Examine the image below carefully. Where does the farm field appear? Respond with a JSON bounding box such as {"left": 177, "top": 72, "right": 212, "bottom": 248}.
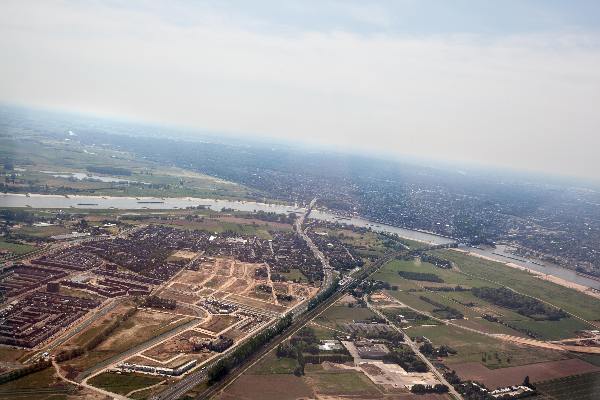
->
{"left": 214, "top": 373, "right": 315, "bottom": 400}
{"left": 378, "top": 255, "right": 600, "bottom": 340}
{"left": 305, "top": 369, "right": 382, "bottom": 398}
{"left": 406, "top": 324, "right": 569, "bottom": 368}
{"left": 435, "top": 250, "right": 600, "bottom": 322}
{"left": 451, "top": 358, "right": 600, "bottom": 390}
{"left": 313, "top": 303, "right": 378, "bottom": 331}
{"left": 535, "top": 371, "right": 600, "bottom": 400}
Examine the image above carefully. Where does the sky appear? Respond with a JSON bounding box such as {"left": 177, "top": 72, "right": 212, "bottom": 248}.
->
{"left": 1, "top": 1, "right": 600, "bottom": 180}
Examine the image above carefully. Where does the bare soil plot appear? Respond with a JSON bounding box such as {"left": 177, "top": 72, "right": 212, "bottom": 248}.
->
{"left": 159, "top": 288, "right": 202, "bottom": 304}
{"left": 215, "top": 374, "right": 314, "bottom": 400}
{"left": 169, "top": 250, "right": 197, "bottom": 260}
{"left": 197, "top": 315, "right": 239, "bottom": 334}
{"left": 97, "top": 310, "right": 183, "bottom": 351}
{"left": 227, "top": 278, "right": 251, "bottom": 293}
{"left": 169, "top": 282, "right": 193, "bottom": 292}
{"left": 176, "top": 270, "right": 211, "bottom": 286}
{"left": 204, "top": 275, "right": 231, "bottom": 289}
{"left": 452, "top": 358, "right": 600, "bottom": 389}
{"left": 228, "top": 294, "right": 288, "bottom": 314}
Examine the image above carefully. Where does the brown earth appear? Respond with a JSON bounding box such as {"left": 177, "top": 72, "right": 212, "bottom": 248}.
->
{"left": 452, "top": 358, "right": 600, "bottom": 389}
{"left": 215, "top": 374, "right": 314, "bottom": 400}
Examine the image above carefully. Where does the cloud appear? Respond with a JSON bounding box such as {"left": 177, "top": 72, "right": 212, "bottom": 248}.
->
{"left": 1, "top": 1, "right": 600, "bottom": 180}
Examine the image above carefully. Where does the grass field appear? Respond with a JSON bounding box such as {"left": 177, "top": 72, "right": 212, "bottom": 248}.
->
{"left": 307, "top": 369, "right": 382, "bottom": 397}
{"left": 3, "top": 131, "right": 257, "bottom": 201}
{"left": 378, "top": 254, "right": 599, "bottom": 340}
{"left": 252, "top": 353, "right": 299, "bottom": 375}
{"left": 13, "top": 225, "right": 71, "bottom": 238}
{"left": 0, "top": 366, "right": 75, "bottom": 400}
{"left": 280, "top": 268, "right": 308, "bottom": 283}
{"left": 535, "top": 371, "right": 600, "bottom": 400}
{"left": 406, "top": 324, "right": 568, "bottom": 368}
{"left": 435, "top": 250, "right": 600, "bottom": 322}
{"left": 88, "top": 372, "right": 162, "bottom": 395}
{"left": 0, "top": 240, "right": 36, "bottom": 255}
{"left": 313, "top": 304, "right": 377, "bottom": 331}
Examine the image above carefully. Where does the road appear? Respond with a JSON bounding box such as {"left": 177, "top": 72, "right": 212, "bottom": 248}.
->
{"left": 366, "top": 297, "right": 463, "bottom": 400}
{"left": 295, "top": 198, "right": 334, "bottom": 293}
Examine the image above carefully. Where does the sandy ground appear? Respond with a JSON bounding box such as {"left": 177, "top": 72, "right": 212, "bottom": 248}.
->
{"left": 452, "top": 249, "right": 600, "bottom": 300}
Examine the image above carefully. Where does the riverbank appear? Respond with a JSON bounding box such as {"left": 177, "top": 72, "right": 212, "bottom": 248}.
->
{"left": 452, "top": 249, "right": 600, "bottom": 300}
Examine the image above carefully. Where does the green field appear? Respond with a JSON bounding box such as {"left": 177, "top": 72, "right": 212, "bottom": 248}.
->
{"left": 314, "top": 304, "right": 377, "bottom": 331}
{"left": 435, "top": 250, "right": 600, "bottom": 322}
{"left": 88, "top": 372, "right": 163, "bottom": 395}
{"left": 406, "top": 324, "right": 568, "bottom": 368}
{"left": 280, "top": 268, "right": 308, "bottom": 283}
{"left": 307, "top": 370, "right": 381, "bottom": 397}
{"left": 2, "top": 132, "right": 256, "bottom": 201}
{"left": 0, "top": 240, "right": 36, "bottom": 255}
{"left": 252, "top": 352, "right": 299, "bottom": 375}
{"left": 377, "top": 253, "right": 600, "bottom": 339}
{"left": 0, "top": 366, "right": 75, "bottom": 400}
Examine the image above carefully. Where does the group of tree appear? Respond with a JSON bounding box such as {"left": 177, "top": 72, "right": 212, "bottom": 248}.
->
{"left": 0, "top": 360, "right": 51, "bottom": 384}
{"left": 420, "top": 254, "right": 453, "bottom": 269}
{"left": 472, "top": 287, "right": 567, "bottom": 321}
{"left": 419, "top": 341, "right": 456, "bottom": 358}
{"left": 398, "top": 271, "right": 444, "bottom": 283}
{"left": 84, "top": 307, "right": 137, "bottom": 351}
{"left": 350, "top": 279, "right": 391, "bottom": 297}
{"left": 423, "top": 285, "right": 468, "bottom": 292}
{"left": 418, "top": 296, "right": 464, "bottom": 319}
{"left": 277, "top": 327, "right": 351, "bottom": 376}
{"left": 142, "top": 295, "right": 176, "bottom": 310}
{"left": 411, "top": 383, "right": 449, "bottom": 394}
{"left": 249, "top": 211, "right": 297, "bottom": 224}
{"left": 382, "top": 347, "right": 428, "bottom": 372}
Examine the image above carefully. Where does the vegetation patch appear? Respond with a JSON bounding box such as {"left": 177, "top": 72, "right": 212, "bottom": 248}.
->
{"left": 88, "top": 372, "right": 162, "bottom": 395}
{"left": 472, "top": 287, "right": 567, "bottom": 321}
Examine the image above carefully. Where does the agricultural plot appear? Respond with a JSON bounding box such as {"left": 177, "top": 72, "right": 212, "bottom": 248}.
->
{"left": 313, "top": 303, "right": 378, "bottom": 331}
{"left": 535, "top": 371, "right": 600, "bottom": 400}
{"left": 451, "top": 359, "right": 600, "bottom": 390}
{"left": 406, "top": 324, "right": 569, "bottom": 368}
{"left": 379, "top": 255, "right": 599, "bottom": 340}
{"left": 435, "top": 250, "right": 600, "bottom": 322}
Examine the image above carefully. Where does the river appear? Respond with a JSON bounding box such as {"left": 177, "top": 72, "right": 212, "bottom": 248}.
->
{"left": 1, "top": 193, "right": 598, "bottom": 290}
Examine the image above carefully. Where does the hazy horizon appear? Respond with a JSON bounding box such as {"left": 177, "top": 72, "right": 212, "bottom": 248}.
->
{"left": 2, "top": 1, "right": 600, "bottom": 181}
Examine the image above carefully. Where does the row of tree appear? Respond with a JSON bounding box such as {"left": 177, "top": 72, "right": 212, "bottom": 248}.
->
{"left": 472, "top": 287, "right": 567, "bottom": 321}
